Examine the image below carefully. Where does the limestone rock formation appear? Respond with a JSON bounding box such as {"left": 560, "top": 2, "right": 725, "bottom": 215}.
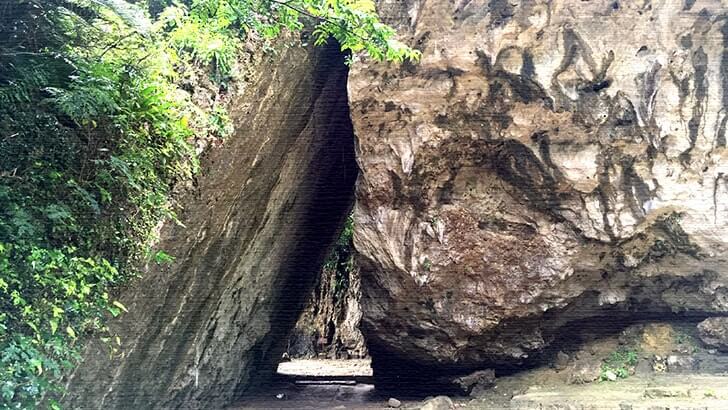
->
{"left": 63, "top": 43, "right": 357, "bottom": 409}
{"left": 349, "top": 0, "right": 728, "bottom": 380}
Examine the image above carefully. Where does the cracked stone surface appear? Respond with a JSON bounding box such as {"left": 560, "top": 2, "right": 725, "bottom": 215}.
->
{"left": 348, "top": 0, "right": 728, "bottom": 379}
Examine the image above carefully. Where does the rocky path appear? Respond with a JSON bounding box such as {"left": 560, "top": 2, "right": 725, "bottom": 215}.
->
{"left": 231, "top": 359, "right": 728, "bottom": 409}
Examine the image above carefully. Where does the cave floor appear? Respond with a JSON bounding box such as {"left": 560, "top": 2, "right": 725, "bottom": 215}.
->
{"left": 231, "top": 359, "right": 728, "bottom": 409}
{"left": 471, "top": 372, "right": 728, "bottom": 410}
{"left": 277, "top": 359, "right": 373, "bottom": 378}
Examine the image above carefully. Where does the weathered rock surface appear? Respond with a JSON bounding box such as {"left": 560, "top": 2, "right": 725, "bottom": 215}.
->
{"left": 449, "top": 369, "right": 496, "bottom": 396}
{"left": 349, "top": 0, "right": 728, "bottom": 380}
{"left": 698, "top": 317, "right": 728, "bottom": 351}
{"left": 567, "top": 358, "right": 602, "bottom": 385}
{"left": 287, "top": 254, "right": 367, "bottom": 359}
{"left": 64, "top": 42, "right": 357, "bottom": 409}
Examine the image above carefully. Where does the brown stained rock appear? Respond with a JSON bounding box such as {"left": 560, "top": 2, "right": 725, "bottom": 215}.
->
{"left": 698, "top": 317, "right": 728, "bottom": 352}
{"left": 349, "top": 0, "right": 728, "bottom": 382}
{"left": 640, "top": 324, "right": 677, "bottom": 357}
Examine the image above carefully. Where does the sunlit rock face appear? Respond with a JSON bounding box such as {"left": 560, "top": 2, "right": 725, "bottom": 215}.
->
{"left": 349, "top": 0, "right": 728, "bottom": 378}
{"left": 64, "top": 43, "right": 357, "bottom": 409}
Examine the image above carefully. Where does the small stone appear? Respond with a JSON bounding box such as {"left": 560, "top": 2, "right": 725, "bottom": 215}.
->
{"left": 604, "top": 370, "right": 618, "bottom": 381}
{"left": 388, "top": 398, "right": 402, "bottom": 408}
{"left": 421, "top": 395, "right": 454, "bottom": 410}
{"left": 275, "top": 393, "right": 287, "bottom": 400}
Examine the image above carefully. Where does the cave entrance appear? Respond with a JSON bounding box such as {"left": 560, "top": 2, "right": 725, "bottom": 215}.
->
{"left": 275, "top": 215, "right": 374, "bottom": 385}
{"left": 243, "top": 215, "right": 380, "bottom": 408}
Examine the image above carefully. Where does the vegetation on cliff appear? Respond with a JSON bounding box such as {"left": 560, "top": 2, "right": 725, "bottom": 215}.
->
{"left": 0, "top": 0, "right": 416, "bottom": 407}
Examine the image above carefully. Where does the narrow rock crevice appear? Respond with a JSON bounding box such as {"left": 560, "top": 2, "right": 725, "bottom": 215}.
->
{"left": 64, "top": 42, "right": 358, "bottom": 410}
{"left": 286, "top": 232, "right": 369, "bottom": 360}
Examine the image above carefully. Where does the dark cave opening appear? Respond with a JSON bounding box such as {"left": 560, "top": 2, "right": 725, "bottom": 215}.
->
{"left": 363, "top": 293, "right": 721, "bottom": 399}
{"left": 234, "top": 41, "right": 374, "bottom": 403}
{"left": 233, "top": 42, "right": 384, "bottom": 407}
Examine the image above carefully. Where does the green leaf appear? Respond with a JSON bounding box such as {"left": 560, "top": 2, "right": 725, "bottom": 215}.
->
{"left": 154, "top": 250, "right": 175, "bottom": 265}
{"left": 108, "top": 306, "right": 121, "bottom": 317}
{"left": 29, "top": 358, "right": 42, "bottom": 375}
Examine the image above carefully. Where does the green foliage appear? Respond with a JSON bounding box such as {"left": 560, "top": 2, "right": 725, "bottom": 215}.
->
{"left": 307, "top": 0, "right": 421, "bottom": 62}
{"left": 156, "top": 0, "right": 420, "bottom": 78}
{"left": 1, "top": 1, "right": 195, "bottom": 407}
{"left": 674, "top": 330, "right": 698, "bottom": 353}
{"left": 0, "top": 245, "right": 119, "bottom": 405}
{"left": 207, "top": 106, "right": 234, "bottom": 140}
{"left": 1, "top": 0, "right": 415, "bottom": 407}
{"left": 599, "top": 348, "right": 639, "bottom": 381}
{"left": 323, "top": 214, "right": 355, "bottom": 299}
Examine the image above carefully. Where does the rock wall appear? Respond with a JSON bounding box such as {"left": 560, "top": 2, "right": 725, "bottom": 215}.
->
{"left": 349, "top": 0, "right": 728, "bottom": 381}
{"left": 287, "top": 260, "right": 368, "bottom": 360}
{"left": 63, "top": 42, "right": 357, "bottom": 409}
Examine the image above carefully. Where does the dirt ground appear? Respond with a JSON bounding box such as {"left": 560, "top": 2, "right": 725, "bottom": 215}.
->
{"left": 471, "top": 371, "right": 728, "bottom": 409}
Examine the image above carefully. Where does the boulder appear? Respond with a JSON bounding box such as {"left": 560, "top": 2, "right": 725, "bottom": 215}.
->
{"left": 449, "top": 369, "right": 496, "bottom": 396}
{"left": 567, "top": 357, "right": 602, "bottom": 385}
{"left": 698, "top": 317, "right": 728, "bottom": 352}
{"left": 349, "top": 0, "right": 728, "bottom": 381}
